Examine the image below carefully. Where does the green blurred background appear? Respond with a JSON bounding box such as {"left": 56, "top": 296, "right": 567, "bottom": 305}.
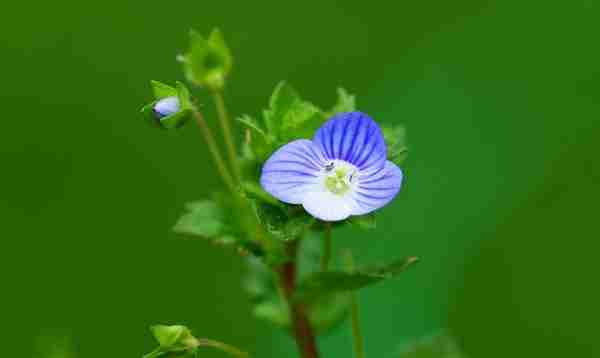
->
{"left": 2, "top": 0, "right": 599, "bottom": 357}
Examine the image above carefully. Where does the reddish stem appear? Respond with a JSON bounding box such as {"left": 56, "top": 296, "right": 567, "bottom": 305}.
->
{"left": 278, "top": 241, "right": 320, "bottom": 358}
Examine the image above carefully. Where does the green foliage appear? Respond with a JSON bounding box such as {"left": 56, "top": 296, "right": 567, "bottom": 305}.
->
{"left": 140, "top": 81, "right": 193, "bottom": 129}
{"left": 398, "top": 334, "right": 466, "bottom": 358}
{"left": 382, "top": 124, "right": 408, "bottom": 165}
{"left": 237, "top": 82, "right": 358, "bottom": 163}
{"left": 180, "top": 28, "right": 233, "bottom": 90}
{"left": 295, "top": 257, "right": 419, "bottom": 303}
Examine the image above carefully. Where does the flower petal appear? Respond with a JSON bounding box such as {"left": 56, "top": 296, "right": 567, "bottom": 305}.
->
{"left": 313, "top": 112, "right": 387, "bottom": 171}
{"left": 260, "top": 139, "right": 326, "bottom": 204}
{"left": 302, "top": 190, "right": 355, "bottom": 222}
{"left": 351, "top": 161, "right": 403, "bottom": 215}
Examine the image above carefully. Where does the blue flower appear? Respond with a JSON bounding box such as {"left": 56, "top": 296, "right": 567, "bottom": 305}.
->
{"left": 153, "top": 96, "right": 181, "bottom": 119}
{"left": 260, "top": 112, "right": 403, "bottom": 221}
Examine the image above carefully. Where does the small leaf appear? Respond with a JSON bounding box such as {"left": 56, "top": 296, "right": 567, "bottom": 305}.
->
{"left": 295, "top": 257, "right": 419, "bottom": 302}
{"left": 347, "top": 213, "right": 377, "bottom": 230}
{"left": 263, "top": 81, "right": 300, "bottom": 134}
{"left": 398, "top": 334, "right": 466, "bottom": 358}
{"left": 279, "top": 100, "right": 324, "bottom": 142}
{"left": 327, "top": 87, "right": 356, "bottom": 115}
{"left": 173, "top": 200, "right": 226, "bottom": 239}
{"left": 382, "top": 124, "right": 408, "bottom": 165}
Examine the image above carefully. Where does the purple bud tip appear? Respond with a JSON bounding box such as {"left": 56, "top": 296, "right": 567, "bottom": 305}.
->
{"left": 153, "top": 96, "right": 180, "bottom": 119}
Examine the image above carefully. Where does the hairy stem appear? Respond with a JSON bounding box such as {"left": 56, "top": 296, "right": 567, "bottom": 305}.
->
{"left": 213, "top": 90, "right": 242, "bottom": 183}
{"left": 278, "top": 241, "right": 320, "bottom": 358}
{"left": 191, "top": 107, "right": 236, "bottom": 191}
{"left": 320, "top": 223, "right": 332, "bottom": 271}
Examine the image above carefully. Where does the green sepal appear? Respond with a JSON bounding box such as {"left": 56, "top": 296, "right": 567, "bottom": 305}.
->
{"left": 295, "top": 257, "right": 419, "bottom": 303}
{"left": 182, "top": 28, "right": 233, "bottom": 90}
{"left": 143, "top": 325, "right": 198, "bottom": 358}
{"left": 347, "top": 213, "right": 377, "bottom": 230}
{"left": 382, "top": 124, "right": 408, "bottom": 165}
{"left": 140, "top": 81, "right": 192, "bottom": 130}
{"left": 398, "top": 334, "right": 466, "bottom": 358}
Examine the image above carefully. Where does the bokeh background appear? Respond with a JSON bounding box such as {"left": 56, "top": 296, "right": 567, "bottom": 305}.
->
{"left": 2, "top": 0, "right": 599, "bottom": 357}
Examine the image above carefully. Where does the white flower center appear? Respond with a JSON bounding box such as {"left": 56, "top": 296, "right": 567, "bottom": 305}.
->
{"left": 322, "top": 160, "right": 359, "bottom": 196}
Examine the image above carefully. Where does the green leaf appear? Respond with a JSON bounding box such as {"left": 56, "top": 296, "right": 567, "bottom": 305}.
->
{"left": 183, "top": 28, "right": 233, "bottom": 90}
{"left": 173, "top": 200, "right": 227, "bottom": 240}
{"left": 295, "top": 257, "right": 419, "bottom": 302}
{"left": 327, "top": 87, "right": 356, "bottom": 115}
{"left": 347, "top": 213, "right": 377, "bottom": 229}
{"left": 382, "top": 124, "right": 408, "bottom": 165}
{"left": 263, "top": 81, "right": 300, "bottom": 134}
{"left": 279, "top": 100, "right": 324, "bottom": 142}
{"left": 398, "top": 334, "right": 466, "bottom": 358}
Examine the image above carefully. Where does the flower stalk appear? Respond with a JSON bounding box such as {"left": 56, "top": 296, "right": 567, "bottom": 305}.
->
{"left": 191, "top": 106, "right": 236, "bottom": 191}
{"left": 213, "top": 90, "right": 242, "bottom": 183}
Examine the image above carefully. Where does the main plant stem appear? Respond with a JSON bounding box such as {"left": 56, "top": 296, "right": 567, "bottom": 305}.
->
{"left": 213, "top": 90, "right": 242, "bottom": 183}
{"left": 278, "top": 241, "right": 320, "bottom": 358}
{"left": 191, "top": 107, "right": 236, "bottom": 191}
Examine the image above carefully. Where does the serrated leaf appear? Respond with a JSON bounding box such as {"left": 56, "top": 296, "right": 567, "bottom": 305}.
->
{"left": 263, "top": 81, "right": 300, "bottom": 134}
{"left": 383, "top": 124, "right": 408, "bottom": 165}
{"left": 348, "top": 213, "right": 377, "bottom": 229}
{"left": 398, "top": 334, "right": 466, "bottom": 358}
{"left": 295, "top": 257, "right": 419, "bottom": 302}
{"left": 279, "top": 100, "right": 324, "bottom": 142}
{"left": 327, "top": 87, "right": 356, "bottom": 115}
{"left": 173, "top": 200, "right": 226, "bottom": 239}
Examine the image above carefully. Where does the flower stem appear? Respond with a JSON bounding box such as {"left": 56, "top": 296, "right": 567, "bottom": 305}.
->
{"left": 191, "top": 106, "right": 236, "bottom": 191}
{"left": 212, "top": 90, "right": 242, "bottom": 183}
{"left": 345, "top": 252, "right": 365, "bottom": 358}
{"left": 278, "top": 240, "right": 320, "bottom": 358}
{"left": 320, "top": 223, "right": 332, "bottom": 271}
{"left": 196, "top": 338, "right": 250, "bottom": 358}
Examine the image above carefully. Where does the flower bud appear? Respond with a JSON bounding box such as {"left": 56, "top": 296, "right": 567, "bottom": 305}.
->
{"left": 153, "top": 96, "right": 180, "bottom": 119}
{"left": 150, "top": 325, "right": 197, "bottom": 351}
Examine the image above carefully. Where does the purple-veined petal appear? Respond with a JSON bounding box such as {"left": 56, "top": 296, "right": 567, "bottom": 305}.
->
{"left": 313, "top": 112, "right": 387, "bottom": 172}
{"left": 351, "top": 161, "right": 403, "bottom": 215}
{"left": 302, "top": 190, "right": 355, "bottom": 222}
{"left": 260, "top": 139, "right": 326, "bottom": 204}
